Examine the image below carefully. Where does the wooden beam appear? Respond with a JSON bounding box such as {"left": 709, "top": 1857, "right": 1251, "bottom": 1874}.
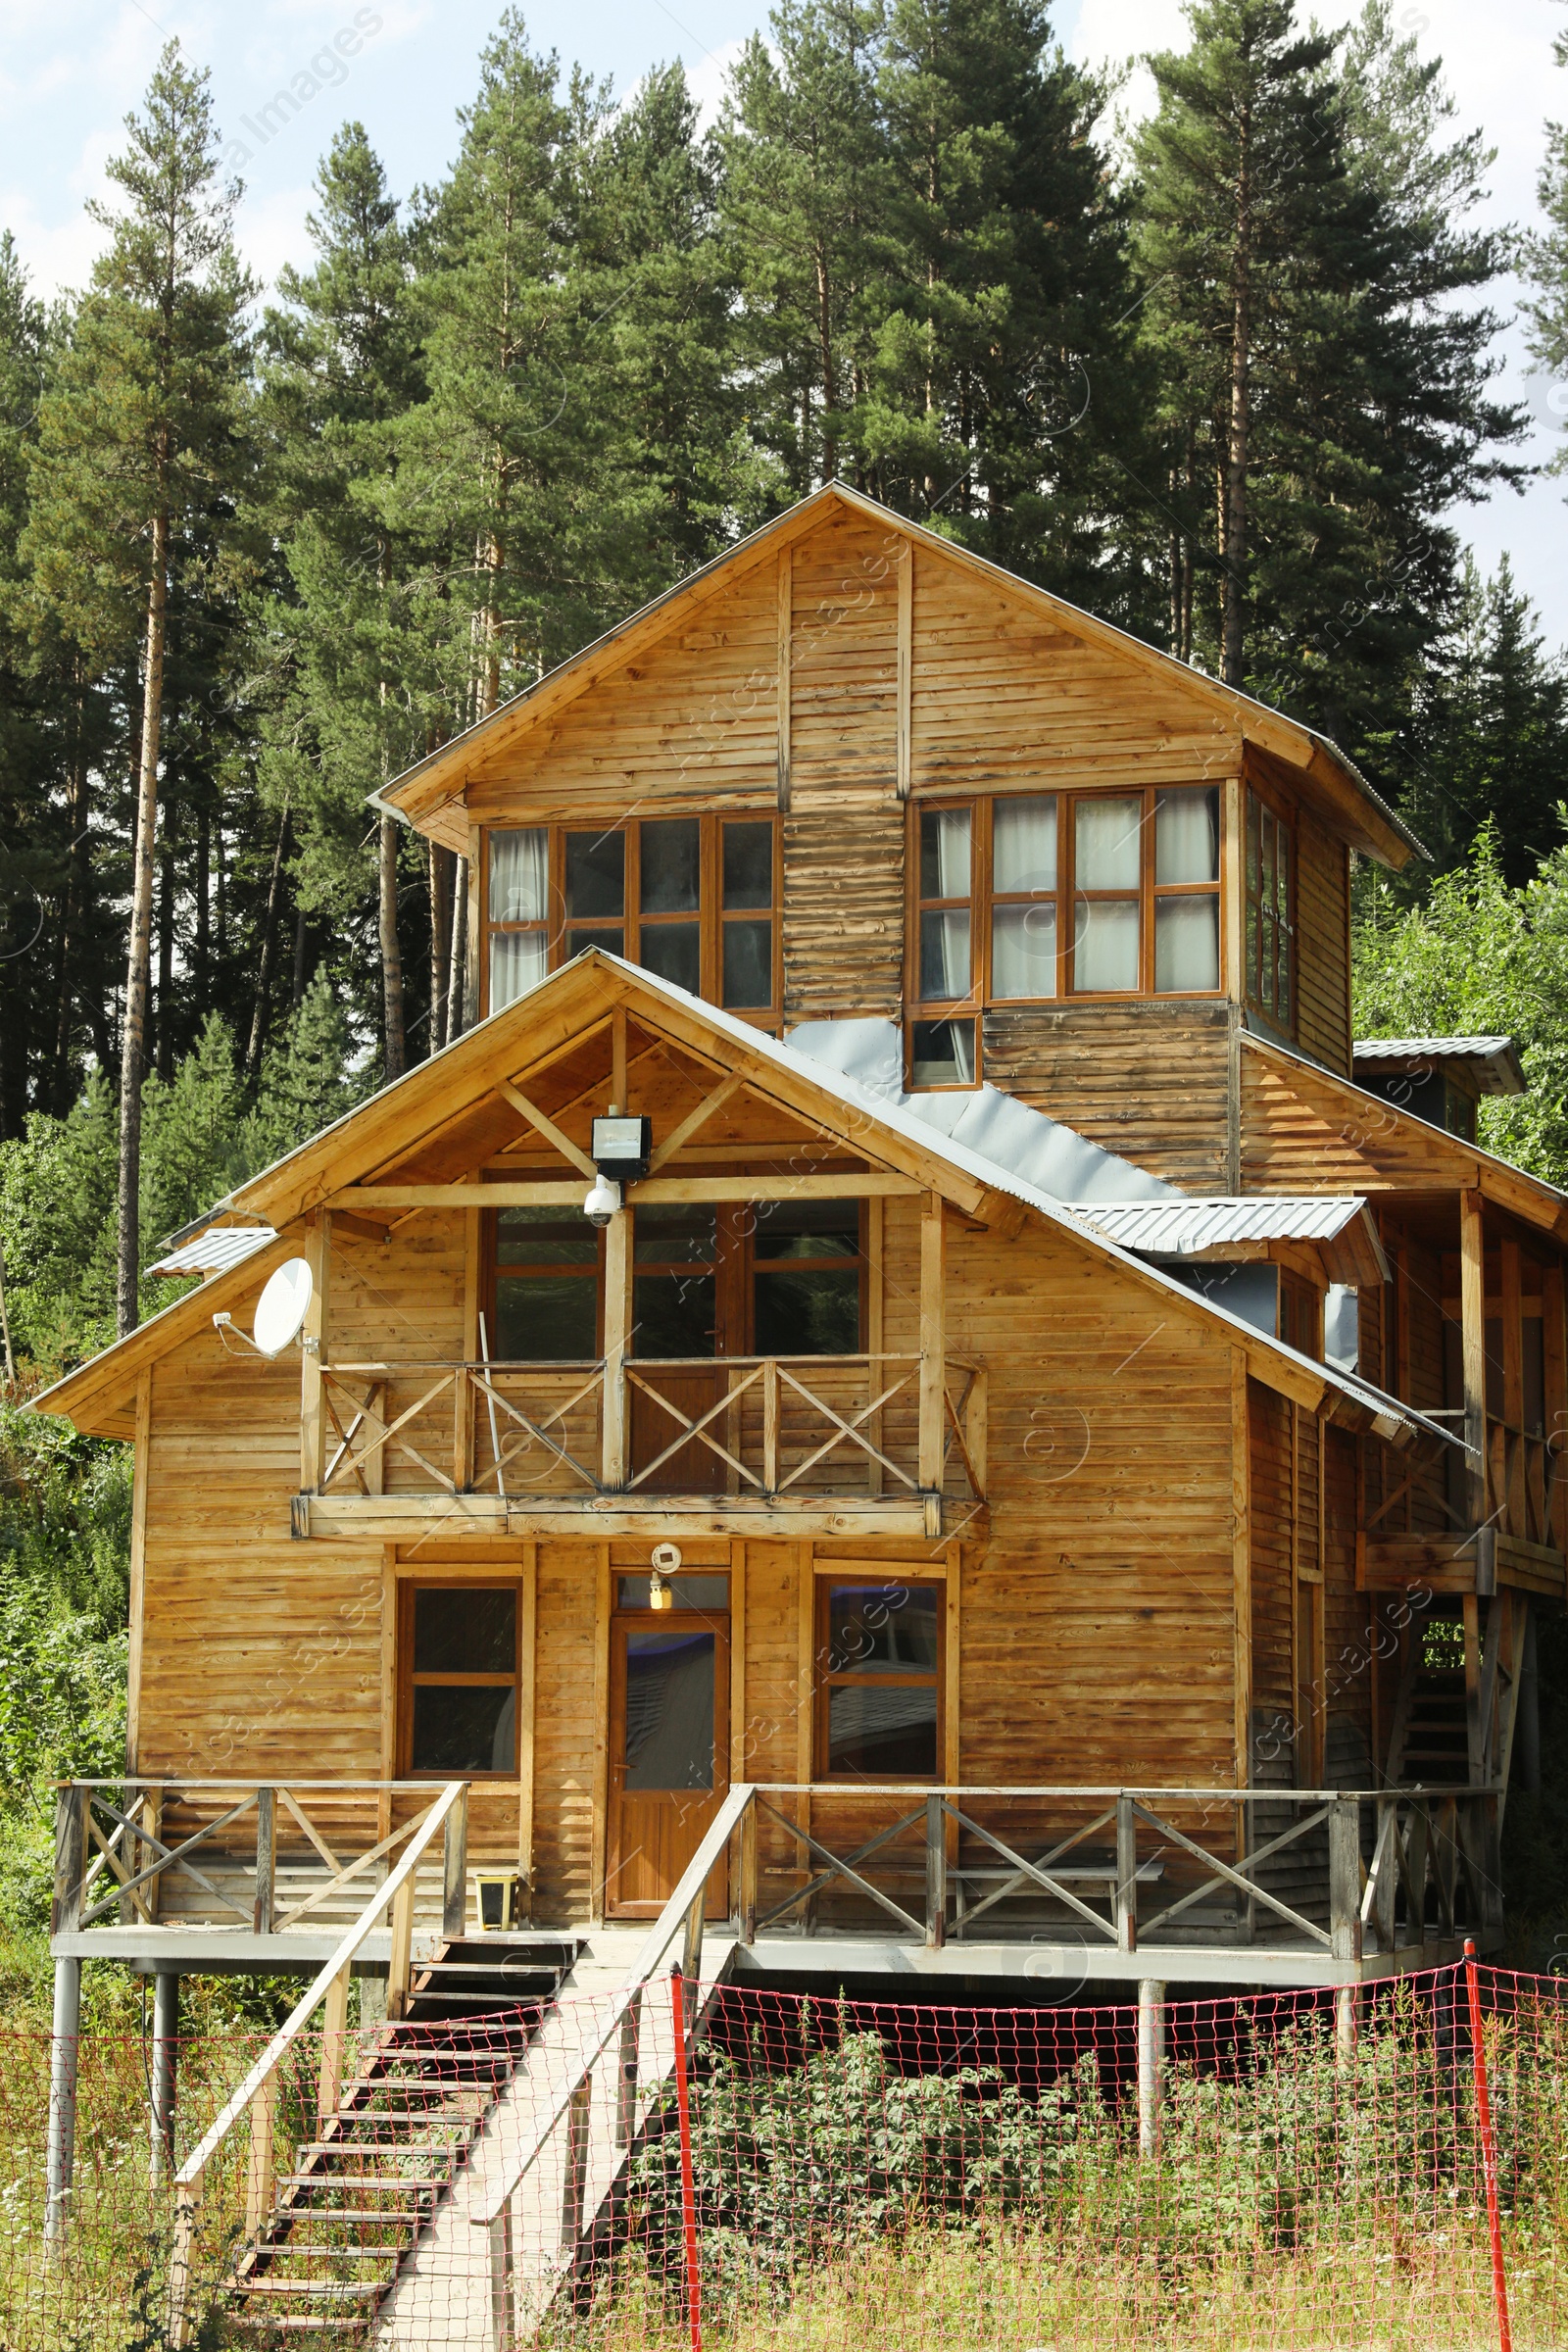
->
{"left": 517, "top": 1542, "right": 537, "bottom": 1898}
{"left": 918, "top": 1195, "right": 946, "bottom": 1492}
{"left": 378, "top": 1550, "right": 396, "bottom": 1839}
{"left": 1544, "top": 1262, "right": 1566, "bottom": 1554}
{"left": 796, "top": 1541, "right": 814, "bottom": 1868}
{"left": 332, "top": 1173, "right": 924, "bottom": 1209}
{"left": 299, "top": 1214, "right": 328, "bottom": 1494}
{"left": 776, "top": 549, "right": 792, "bottom": 810}
{"left": 611, "top": 1006, "right": 627, "bottom": 1111}
{"left": 125, "top": 1370, "right": 153, "bottom": 1774}
{"left": 896, "top": 544, "right": 912, "bottom": 801}
{"left": 645, "top": 1075, "right": 747, "bottom": 1173}
{"left": 866, "top": 1196, "right": 884, "bottom": 1497}
{"left": 944, "top": 1539, "right": 960, "bottom": 1788}
{"left": 1232, "top": 1351, "right": 1251, "bottom": 1788}
{"left": 454, "top": 1210, "right": 480, "bottom": 1491}
{"left": 602, "top": 1204, "right": 631, "bottom": 1490}
{"left": 497, "top": 1080, "right": 597, "bottom": 1179}
{"left": 1461, "top": 1190, "right": 1488, "bottom": 1524}
{"left": 590, "top": 1544, "right": 612, "bottom": 1923}
{"left": 729, "top": 1540, "right": 748, "bottom": 1788}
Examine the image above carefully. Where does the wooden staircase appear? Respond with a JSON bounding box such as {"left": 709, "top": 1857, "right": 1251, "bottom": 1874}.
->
{"left": 1389, "top": 1659, "right": 1470, "bottom": 1786}
{"left": 227, "top": 1938, "right": 578, "bottom": 2338}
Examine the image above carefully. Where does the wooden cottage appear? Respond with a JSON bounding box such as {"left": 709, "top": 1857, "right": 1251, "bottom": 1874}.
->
{"left": 37, "top": 485, "right": 1566, "bottom": 2020}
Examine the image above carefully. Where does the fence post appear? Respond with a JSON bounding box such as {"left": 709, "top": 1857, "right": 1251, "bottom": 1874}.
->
{"left": 44, "top": 1954, "right": 80, "bottom": 2248}
{"left": 443, "top": 1785, "right": 469, "bottom": 1938}
{"left": 762, "top": 1358, "right": 780, "bottom": 1492}
{"left": 615, "top": 1986, "right": 642, "bottom": 2148}
{"left": 488, "top": 2204, "right": 515, "bottom": 2352}
{"left": 1329, "top": 1795, "right": 1363, "bottom": 1966}
{"left": 1465, "top": 1938, "right": 1513, "bottom": 2352}
{"left": 561, "top": 2077, "right": 591, "bottom": 2256}
{"left": 671, "top": 1967, "right": 703, "bottom": 2352}
{"left": 51, "top": 1784, "right": 86, "bottom": 1936}
{"left": 244, "top": 2072, "right": 278, "bottom": 2235}
{"left": 737, "top": 1797, "right": 758, "bottom": 1946}
{"left": 1137, "top": 1978, "right": 1164, "bottom": 2157}
{"left": 318, "top": 1963, "right": 351, "bottom": 2129}
{"left": 387, "top": 1870, "right": 416, "bottom": 2020}
{"left": 924, "top": 1794, "right": 947, "bottom": 1949}
{"left": 681, "top": 1885, "right": 705, "bottom": 1990}
{"left": 1115, "top": 1793, "right": 1138, "bottom": 1952}
{"left": 150, "top": 1971, "right": 179, "bottom": 2182}
{"left": 253, "top": 1787, "right": 275, "bottom": 1936}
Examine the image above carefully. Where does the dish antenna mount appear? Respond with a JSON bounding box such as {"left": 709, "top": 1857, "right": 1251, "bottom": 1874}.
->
{"left": 214, "top": 1257, "right": 315, "bottom": 1357}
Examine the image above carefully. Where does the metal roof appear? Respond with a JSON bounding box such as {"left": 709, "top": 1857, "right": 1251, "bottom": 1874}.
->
{"left": 146, "top": 1226, "right": 277, "bottom": 1279}
{"left": 1076, "top": 1197, "right": 1381, "bottom": 1256}
{"left": 1352, "top": 1035, "right": 1526, "bottom": 1097}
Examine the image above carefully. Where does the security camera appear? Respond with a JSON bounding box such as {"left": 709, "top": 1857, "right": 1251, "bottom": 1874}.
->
{"left": 583, "top": 1174, "right": 622, "bottom": 1228}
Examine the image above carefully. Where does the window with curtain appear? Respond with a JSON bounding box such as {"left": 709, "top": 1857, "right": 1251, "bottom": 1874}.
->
{"left": 482, "top": 816, "right": 780, "bottom": 1021}
{"left": 906, "top": 788, "right": 1224, "bottom": 1085}
{"left": 1246, "top": 788, "right": 1295, "bottom": 1029}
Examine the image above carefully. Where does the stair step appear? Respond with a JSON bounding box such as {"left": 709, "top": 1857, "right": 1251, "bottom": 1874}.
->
{"left": 278, "top": 2173, "right": 445, "bottom": 2190}
{"left": 231, "top": 2320, "right": 370, "bottom": 2335}
{"left": 235, "top": 2279, "right": 389, "bottom": 2299}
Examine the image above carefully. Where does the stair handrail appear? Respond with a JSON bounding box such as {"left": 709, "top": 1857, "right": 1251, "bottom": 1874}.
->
{"left": 474, "top": 1780, "right": 756, "bottom": 2235}
{"left": 167, "top": 1777, "right": 468, "bottom": 2344}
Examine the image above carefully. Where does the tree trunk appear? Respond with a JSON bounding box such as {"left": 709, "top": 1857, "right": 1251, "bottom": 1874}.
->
{"left": 244, "top": 803, "right": 291, "bottom": 1082}
{"left": 378, "top": 814, "right": 406, "bottom": 1081}
{"left": 291, "top": 903, "right": 309, "bottom": 1010}
{"left": 815, "top": 248, "right": 838, "bottom": 484}
{"left": 51, "top": 682, "right": 92, "bottom": 1114}
{"left": 1220, "top": 107, "right": 1252, "bottom": 691}
{"left": 117, "top": 502, "right": 170, "bottom": 1337}
{"left": 156, "top": 793, "right": 178, "bottom": 1081}
{"left": 195, "top": 802, "right": 210, "bottom": 1011}
{"left": 447, "top": 856, "right": 468, "bottom": 1042}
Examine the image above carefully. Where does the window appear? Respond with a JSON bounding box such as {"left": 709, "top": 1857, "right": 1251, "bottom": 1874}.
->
{"left": 908, "top": 788, "right": 1221, "bottom": 1083}
{"left": 1246, "top": 787, "right": 1295, "bottom": 1029}
{"left": 402, "top": 1585, "right": 520, "bottom": 1776}
{"left": 752, "top": 1200, "right": 862, "bottom": 1355}
{"left": 484, "top": 816, "right": 780, "bottom": 1021}
{"left": 633, "top": 1203, "right": 718, "bottom": 1357}
{"left": 817, "top": 1579, "right": 942, "bottom": 1778}
{"left": 492, "top": 1205, "right": 599, "bottom": 1361}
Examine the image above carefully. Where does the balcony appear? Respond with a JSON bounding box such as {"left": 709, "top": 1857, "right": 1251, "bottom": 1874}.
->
{"left": 292, "top": 1351, "right": 988, "bottom": 1541}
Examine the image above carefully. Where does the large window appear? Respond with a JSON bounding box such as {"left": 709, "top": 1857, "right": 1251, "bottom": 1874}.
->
{"left": 752, "top": 1200, "right": 862, "bottom": 1355}
{"left": 816, "top": 1578, "right": 943, "bottom": 1778}
{"left": 1245, "top": 787, "right": 1295, "bottom": 1030}
{"left": 401, "top": 1584, "right": 520, "bottom": 1777}
{"left": 909, "top": 788, "right": 1222, "bottom": 1084}
{"left": 492, "top": 1206, "right": 600, "bottom": 1360}
{"left": 485, "top": 815, "right": 780, "bottom": 1021}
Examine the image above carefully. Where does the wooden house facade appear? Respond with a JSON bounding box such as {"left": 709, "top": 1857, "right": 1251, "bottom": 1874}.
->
{"left": 37, "top": 486, "right": 1566, "bottom": 2002}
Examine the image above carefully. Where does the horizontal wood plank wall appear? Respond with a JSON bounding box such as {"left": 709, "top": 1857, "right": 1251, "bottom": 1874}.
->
{"left": 981, "top": 1004, "right": 1234, "bottom": 1192}
{"left": 1249, "top": 1385, "right": 1296, "bottom": 1772}
{"left": 330, "top": 1219, "right": 466, "bottom": 1492}
{"left": 463, "top": 563, "right": 779, "bottom": 820}
{"left": 530, "top": 1542, "right": 599, "bottom": 1917}
{"left": 783, "top": 515, "right": 904, "bottom": 1021}
{"left": 909, "top": 551, "right": 1245, "bottom": 793}
{"left": 1240, "top": 1045, "right": 1473, "bottom": 1195}
{"left": 1294, "top": 808, "right": 1351, "bottom": 1075}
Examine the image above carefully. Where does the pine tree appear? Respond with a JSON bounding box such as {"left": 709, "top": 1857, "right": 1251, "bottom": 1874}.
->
{"left": 1522, "top": 3, "right": 1568, "bottom": 467}
{"left": 22, "top": 45, "right": 255, "bottom": 1333}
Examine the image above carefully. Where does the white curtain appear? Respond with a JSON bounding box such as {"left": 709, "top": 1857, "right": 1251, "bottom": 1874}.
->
{"left": 993, "top": 795, "right": 1056, "bottom": 893}
{"left": 1154, "top": 898, "right": 1219, "bottom": 992}
{"left": 1154, "top": 789, "right": 1218, "bottom": 884}
{"left": 489, "top": 827, "right": 548, "bottom": 923}
{"left": 911, "top": 1019, "right": 974, "bottom": 1086}
{"left": 992, "top": 903, "right": 1056, "bottom": 997}
{"left": 1074, "top": 796, "right": 1141, "bottom": 890}
{"left": 490, "top": 929, "right": 548, "bottom": 1010}
{"left": 919, "top": 910, "right": 971, "bottom": 998}
{"left": 1072, "top": 899, "right": 1139, "bottom": 992}
{"left": 923, "top": 807, "right": 971, "bottom": 898}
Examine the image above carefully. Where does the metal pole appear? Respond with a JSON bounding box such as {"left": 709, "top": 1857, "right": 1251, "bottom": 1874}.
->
{"left": 151, "top": 1971, "right": 179, "bottom": 2180}
{"left": 1136, "top": 1977, "right": 1165, "bottom": 2157}
{"left": 1464, "top": 1938, "right": 1513, "bottom": 2352}
{"left": 45, "top": 1956, "right": 81, "bottom": 2247}
{"left": 671, "top": 1966, "right": 702, "bottom": 2352}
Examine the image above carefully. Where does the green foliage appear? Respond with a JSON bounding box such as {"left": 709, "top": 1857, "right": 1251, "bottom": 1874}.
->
{"left": 1352, "top": 824, "right": 1568, "bottom": 1185}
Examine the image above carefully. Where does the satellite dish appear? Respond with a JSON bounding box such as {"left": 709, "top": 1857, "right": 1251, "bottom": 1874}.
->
{"left": 253, "top": 1258, "right": 314, "bottom": 1357}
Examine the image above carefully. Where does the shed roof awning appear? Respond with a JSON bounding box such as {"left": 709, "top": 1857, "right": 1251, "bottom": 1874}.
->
{"left": 145, "top": 1225, "right": 278, "bottom": 1279}
{"left": 1075, "top": 1196, "right": 1390, "bottom": 1288}
{"left": 1352, "top": 1035, "right": 1527, "bottom": 1098}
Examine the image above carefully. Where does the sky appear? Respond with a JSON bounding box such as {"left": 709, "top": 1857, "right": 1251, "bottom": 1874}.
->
{"left": 1, "top": 0, "right": 1564, "bottom": 642}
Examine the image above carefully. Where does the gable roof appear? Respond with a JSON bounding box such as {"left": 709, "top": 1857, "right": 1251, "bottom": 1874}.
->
{"left": 33, "top": 952, "right": 1456, "bottom": 1453}
{"left": 374, "top": 483, "right": 1424, "bottom": 871}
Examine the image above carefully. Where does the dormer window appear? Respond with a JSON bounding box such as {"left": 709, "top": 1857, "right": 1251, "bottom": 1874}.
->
{"left": 907, "top": 787, "right": 1222, "bottom": 1085}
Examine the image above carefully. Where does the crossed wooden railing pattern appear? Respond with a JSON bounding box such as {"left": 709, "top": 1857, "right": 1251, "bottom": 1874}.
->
{"left": 51, "top": 1779, "right": 464, "bottom": 1939}
{"left": 314, "top": 1353, "right": 987, "bottom": 1503}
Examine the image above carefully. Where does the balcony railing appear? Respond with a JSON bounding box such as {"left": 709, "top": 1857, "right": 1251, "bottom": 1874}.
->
{"left": 306, "top": 1352, "right": 985, "bottom": 1526}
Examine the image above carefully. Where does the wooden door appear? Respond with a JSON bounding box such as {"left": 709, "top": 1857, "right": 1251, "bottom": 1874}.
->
{"left": 607, "top": 1606, "right": 730, "bottom": 1917}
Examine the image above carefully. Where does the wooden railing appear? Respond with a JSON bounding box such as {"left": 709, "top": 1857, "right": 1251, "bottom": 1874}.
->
{"left": 165, "top": 1780, "right": 468, "bottom": 2345}
{"left": 51, "top": 1778, "right": 466, "bottom": 1937}
{"left": 312, "top": 1353, "right": 986, "bottom": 1505}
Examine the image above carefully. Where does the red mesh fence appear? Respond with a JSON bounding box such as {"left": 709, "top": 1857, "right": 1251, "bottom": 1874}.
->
{"left": 3, "top": 1959, "right": 1563, "bottom": 2350}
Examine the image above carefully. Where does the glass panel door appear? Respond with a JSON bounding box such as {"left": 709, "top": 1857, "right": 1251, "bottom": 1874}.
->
{"left": 607, "top": 1595, "right": 729, "bottom": 1917}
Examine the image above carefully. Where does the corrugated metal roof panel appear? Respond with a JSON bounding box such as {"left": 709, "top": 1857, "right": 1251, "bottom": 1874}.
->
{"left": 1079, "top": 1197, "right": 1368, "bottom": 1254}
{"left": 1353, "top": 1034, "right": 1513, "bottom": 1059}
{"left": 146, "top": 1225, "right": 276, "bottom": 1278}
{"left": 1352, "top": 1033, "right": 1526, "bottom": 1098}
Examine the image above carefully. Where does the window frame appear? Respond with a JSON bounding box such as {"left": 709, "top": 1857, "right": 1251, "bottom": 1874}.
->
{"left": 486, "top": 1204, "right": 604, "bottom": 1364}
{"left": 481, "top": 812, "right": 783, "bottom": 1026}
{"left": 905, "top": 788, "right": 1225, "bottom": 1086}
{"left": 814, "top": 1571, "right": 946, "bottom": 1785}
{"left": 1244, "top": 782, "right": 1297, "bottom": 1036}
{"left": 398, "top": 1577, "right": 523, "bottom": 1782}
{"left": 748, "top": 1200, "right": 866, "bottom": 1357}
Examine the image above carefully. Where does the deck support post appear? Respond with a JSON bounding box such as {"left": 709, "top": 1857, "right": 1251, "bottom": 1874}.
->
{"left": 1335, "top": 1984, "right": 1359, "bottom": 2067}
{"left": 918, "top": 1195, "right": 946, "bottom": 1495}
{"left": 562, "top": 2079, "right": 592, "bottom": 2257}
{"left": 737, "top": 1796, "right": 758, "bottom": 1945}
{"left": 150, "top": 1971, "right": 179, "bottom": 2181}
{"left": 317, "top": 1964, "right": 351, "bottom": 2130}
{"left": 1136, "top": 1979, "right": 1164, "bottom": 2157}
{"left": 1115, "top": 1793, "right": 1138, "bottom": 1951}
{"left": 253, "top": 1787, "right": 274, "bottom": 1935}
{"left": 443, "top": 1786, "right": 468, "bottom": 1938}
{"left": 924, "top": 1794, "right": 947, "bottom": 1949}
{"left": 615, "top": 1987, "right": 642, "bottom": 2148}
{"left": 387, "top": 1872, "right": 416, "bottom": 2020}
{"left": 1460, "top": 1191, "right": 1489, "bottom": 1527}
{"left": 601, "top": 1203, "right": 631, "bottom": 1490}
{"left": 44, "top": 1955, "right": 80, "bottom": 2249}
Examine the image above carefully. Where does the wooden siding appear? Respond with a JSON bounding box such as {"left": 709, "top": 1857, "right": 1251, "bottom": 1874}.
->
{"left": 1241, "top": 1040, "right": 1476, "bottom": 1196}
{"left": 783, "top": 801, "right": 905, "bottom": 1020}
{"left": 1295, "top": 807, "right": 1351, "bottom": 1074}
{"left": 1249, "top": 1385, "right": 1296, "bottom": 1772}
{"left": 981, "top": 1003, "right": 1234, "bottom": 1192}
{"left": 909, "top": 546, "right": 1245, "bottom": 792}
{"left": 1322, "top": 1427, "right": 1374, "bottom": 1786}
